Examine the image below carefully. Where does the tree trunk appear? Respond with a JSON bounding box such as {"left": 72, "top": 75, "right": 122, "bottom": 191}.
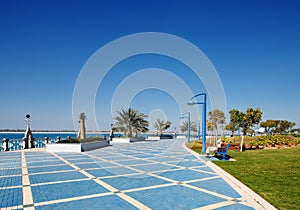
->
{"left": 240, "top": 135, "right": 244, "bottom": 152}
{"left": 128, "top": 122, "right": 132, "bottom": 137}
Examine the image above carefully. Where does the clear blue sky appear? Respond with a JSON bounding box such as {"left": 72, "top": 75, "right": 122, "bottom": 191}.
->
{"left": 1, "top": 0, "right": 299, "bottom": 131}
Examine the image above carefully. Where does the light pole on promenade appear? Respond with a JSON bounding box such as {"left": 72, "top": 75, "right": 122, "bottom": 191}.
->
{"left": 195, "top": 120, "right": 201, "bottom": 140}
{"left": 180, "top": 112, "right": 190, "bottom": 143}
{"left": 187, "top": 93, "right": 207, "bottom": 154}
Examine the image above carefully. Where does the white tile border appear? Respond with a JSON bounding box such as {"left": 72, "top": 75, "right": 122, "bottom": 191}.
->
{"left": 22, "top": 151, "right": 34, "bottom": 210}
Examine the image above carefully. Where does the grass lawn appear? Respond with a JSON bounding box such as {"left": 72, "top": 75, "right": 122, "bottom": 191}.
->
{"left": 212, "top": 147, "right": 300, "bottom": 210}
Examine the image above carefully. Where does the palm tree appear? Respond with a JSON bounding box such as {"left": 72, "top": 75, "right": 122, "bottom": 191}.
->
{"left": 153, "top": 119, "right": 171, "bottom": 136}
{"left": 180, "top": 121, "right": 197, "bottom": 133}
{"left": 114, "top": 108, "right": 149, "bottom": 137}
{"left": 132, "top": 112, "right": 149, "bottom": 136}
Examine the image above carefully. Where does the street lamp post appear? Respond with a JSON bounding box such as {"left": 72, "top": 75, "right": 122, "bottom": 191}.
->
{"left": 196, "top": 120, "right": 200, "bottom": 140}
{"left": 187, "top": 93, "right": 207, "bottom": 154}
{"left": 180, "top": 112, "right": 190, "bottom": 143}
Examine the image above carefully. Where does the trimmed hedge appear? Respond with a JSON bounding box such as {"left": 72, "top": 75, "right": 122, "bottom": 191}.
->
{"left": 57, "top": 138, "right": 80, "bottom": 143}
{"left": 249, "top": 135, "right": 300, "bottom": 147}
{"left": 56, "top": 137, "right": 107, "bottom": 144}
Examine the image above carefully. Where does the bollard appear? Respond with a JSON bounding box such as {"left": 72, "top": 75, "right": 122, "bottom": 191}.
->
{"left": 31, "top": 137, "right": 35, "bottom": 148}
{"left": 0, "top": 139, "right": 3, "bottom": 151}
{"left": 45, "top": 137, "right": 49, "bottom": 144}
{"left": 23, "top": 137, "right": 29, "bottom": 149}
{"left": 3, "top": 138, "right": 9, "bottom": 151}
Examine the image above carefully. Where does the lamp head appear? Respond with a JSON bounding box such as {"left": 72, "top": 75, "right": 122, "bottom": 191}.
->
{"left": 187, "top": 100, "right": 195, "bottom": 106}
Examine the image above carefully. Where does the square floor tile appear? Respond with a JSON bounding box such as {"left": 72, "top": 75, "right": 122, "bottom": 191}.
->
{"left": 148, "top": 157, "right": 181, "bottom": 163}
{"left": 85, "top": 169, "right": 114, "bottom": 177}
{"left": 0, "top": 187, "right": 22, "bottom": 208}
{"left": 29, "top": 171, "right": 87, "bottom": 184}
{"left": 35, "top": 194, "right": 137, "bottom": 210}
{"left": 0, "top": 168, "right": 22, "bottom": 176}
{"left": 32, "top": 180, "right": 110, "bottom": 202}
{"left": 189, "top": 178, "right": 241, "bottom": 198}
{"left": 73, "top": 163, "right": 101, "bottom": 169}
{"left": 103, "top": 167, "right": 138, "bottom": 176}
{"left": 156, "top": 169, "right": 212, "bottom": 182}
{"left": 26, "top": 160, "right": 64, "bottom": 167}
{"left": 175, "top": 160, "right": 205, "bottom": 167}
{"left": 28, "top": 165, "right": 74, "bottom": 174}
{"left": 127, "top": 185, "right": 226, "bottom": 209}
{"left": 132, "top": 163, "right": 180, "bottom": 173}
{"left": 114, "top": 159, "right": 151, "bottom": 166}
{"left": 0, "top": 175, "right": 22, "bottom": 187}
{"left": 102, "top": 174, "right": 171, "bottom": 190}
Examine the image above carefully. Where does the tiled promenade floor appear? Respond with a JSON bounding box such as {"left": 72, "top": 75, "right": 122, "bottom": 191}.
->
{"left": 0, "top": 139, "right": 275, "bottom": 210}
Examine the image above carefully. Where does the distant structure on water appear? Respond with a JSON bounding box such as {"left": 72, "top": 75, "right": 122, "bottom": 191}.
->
{"left": 78, "top": 113, "right": 86, "bottom": 140}
{"left": 24, "top": 114, "right": 34, "bottom": 149}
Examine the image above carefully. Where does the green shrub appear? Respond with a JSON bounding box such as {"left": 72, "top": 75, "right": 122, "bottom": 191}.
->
{"left": 249, "top": 135, "right": 298, "bottom": 147}
{"left": 57, "top": 138, "right": 80, "bottom": 143}
{"left": 80, "top": 136, "right": 106, "bottom": 143}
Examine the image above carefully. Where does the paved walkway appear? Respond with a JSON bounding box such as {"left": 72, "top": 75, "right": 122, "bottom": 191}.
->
{"left": 0, "top": 139, "right": 275, "bottom": 209}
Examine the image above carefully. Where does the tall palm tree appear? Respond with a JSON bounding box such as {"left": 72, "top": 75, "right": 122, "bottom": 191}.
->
{"left": 132, "top": 112, "right": 149, "bottom": 136}
{"left": 114, "top": 108, "right": 149, "bottom": 137}
{"left": 153, "top": 119, "right": 171, "bottom": 136}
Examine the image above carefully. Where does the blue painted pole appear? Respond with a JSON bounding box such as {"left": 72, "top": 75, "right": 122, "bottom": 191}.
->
{"left": 180, "top": 112, "right": 191, "bottom": 143}
{"left": 202, "top": 94, "right": 207, "bottom": 154}
{"left": 187, "top": 112, "right": 190, "bottom": 143}
{"left": 197, "top": 121, "right": 200, "bottom": 140}
{"left": 187, "top": 93, "right": 207, "bottom": 154}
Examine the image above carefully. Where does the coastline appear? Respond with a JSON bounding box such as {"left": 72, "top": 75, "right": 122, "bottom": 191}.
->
{"left": 0, "top": 131, "right": 109, "bottom": 134}
{"left": 0, "top": 131, "right": 77, "bottom": 134}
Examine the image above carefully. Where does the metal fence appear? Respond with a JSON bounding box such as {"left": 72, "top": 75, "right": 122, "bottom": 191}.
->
{"left": 0, "top": 137, "right": 59, "bottom": 152}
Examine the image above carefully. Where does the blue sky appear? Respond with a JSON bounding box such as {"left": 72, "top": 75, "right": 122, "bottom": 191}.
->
{"left": 0, "top": 0, "right": 299, "bottom": 131}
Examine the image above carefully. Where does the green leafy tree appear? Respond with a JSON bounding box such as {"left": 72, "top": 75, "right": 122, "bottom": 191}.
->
{"left": 274, "top": 120, "right": 296, "bottom": 134}
{"left": 229, "top": 108, "right": 262, "bottom": 151}
{"left": 206, "top": 121, "right": 214, "bottom": 135}
{"left": 208, "top": 109, "right": 226, "bottom": 138}
{"left": 290, "top": 128, "right": 300, "bottom": 133}
{"left": 260, "top": 120, "right": 277, "bottom": 135}
{"left": 238, "top": 108, "right": 263, "bottom": 136}
{"left": 114, "top": 108, "right": 149, "bottom": 137}
{"left": 153, "top": 119, "right": 171, "bottom": 136}
{"left": 228, "top": 109, "right": 244, "bottom": 134}
{"left": 225, "top": 123, "right": 238, "bottom": 137}
{"left": 179, "top": 121, "right": 198, "bottom": 133}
